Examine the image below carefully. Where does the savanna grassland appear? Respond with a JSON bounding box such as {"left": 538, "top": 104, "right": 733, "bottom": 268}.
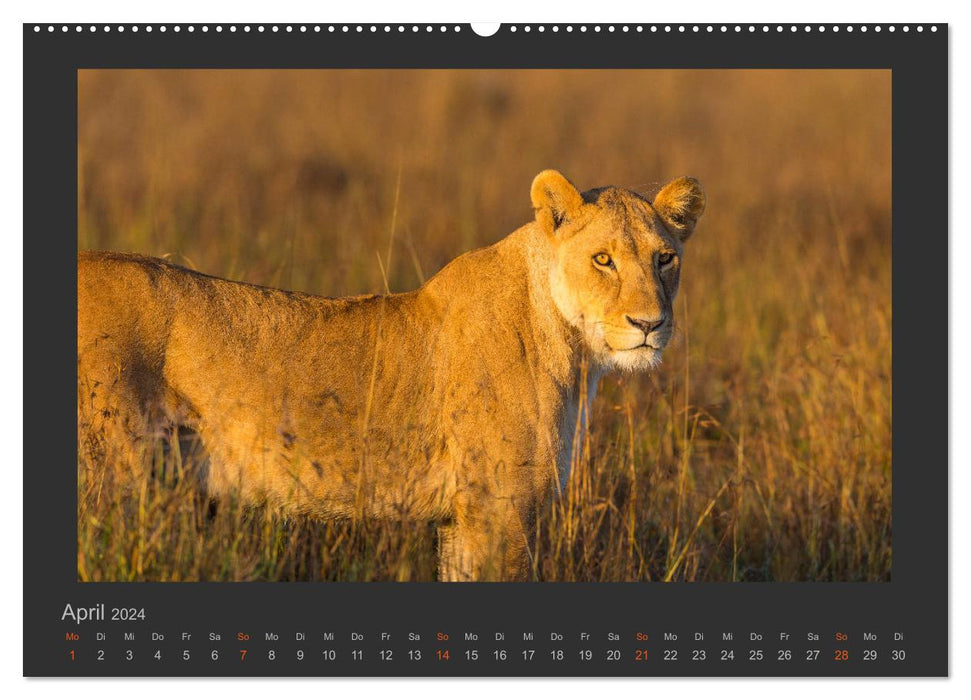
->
{"left": 77, "top": 69, "right": 891, "bottom": 582}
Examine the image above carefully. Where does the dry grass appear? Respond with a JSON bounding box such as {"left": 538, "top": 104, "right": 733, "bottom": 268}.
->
{"left": 77, "top": 69, "right": 891, "bottom": 582}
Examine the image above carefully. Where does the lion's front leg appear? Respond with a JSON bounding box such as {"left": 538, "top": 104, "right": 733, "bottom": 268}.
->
{"left": 436, "top": 523, "right": 471, "bottom": 582}
{"left": 436, "top": 498, "right": 535, "bottom": 582}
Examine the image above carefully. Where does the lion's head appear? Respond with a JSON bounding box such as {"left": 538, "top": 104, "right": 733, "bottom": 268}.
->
{"left": 531, "top": 170, "right": 706, "bottom": 372}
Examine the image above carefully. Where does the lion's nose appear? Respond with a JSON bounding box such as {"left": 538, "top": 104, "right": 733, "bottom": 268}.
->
{"left": 626, "top": 315, "right": 665, "bottom": 334}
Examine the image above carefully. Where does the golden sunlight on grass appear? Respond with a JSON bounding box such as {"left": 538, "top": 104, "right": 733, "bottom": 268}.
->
{"left": 78, "top": 69, "right": 891, "bottom": 581}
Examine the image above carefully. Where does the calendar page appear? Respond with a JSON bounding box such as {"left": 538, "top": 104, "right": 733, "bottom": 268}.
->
{"left": 23, "top": 21, "right": 946, "bottom": 677}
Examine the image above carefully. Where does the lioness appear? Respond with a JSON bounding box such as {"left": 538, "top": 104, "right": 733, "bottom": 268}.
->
{"left": 78, "top": 170, "right": 705, "bottom": 581}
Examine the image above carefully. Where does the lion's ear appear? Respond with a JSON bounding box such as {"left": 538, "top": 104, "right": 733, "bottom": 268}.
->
{"left": 653, "top": 176, "right": 706, "bottom": 241}
{"left": 531, "top": 170, "right": 585, "bottom": 237}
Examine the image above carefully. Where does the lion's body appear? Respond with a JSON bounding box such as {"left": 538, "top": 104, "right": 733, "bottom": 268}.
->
{"left": 78, "top": 170, "right": 704, "bottom": 581}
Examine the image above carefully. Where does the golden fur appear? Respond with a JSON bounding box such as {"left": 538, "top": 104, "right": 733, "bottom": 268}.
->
{"left": 77, "top": 170, "right": 705, "bottom": 581}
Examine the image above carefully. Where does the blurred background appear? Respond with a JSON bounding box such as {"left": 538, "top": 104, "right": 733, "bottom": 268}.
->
{"left": 78, "top": 70, "right": 891, "bottom": 582}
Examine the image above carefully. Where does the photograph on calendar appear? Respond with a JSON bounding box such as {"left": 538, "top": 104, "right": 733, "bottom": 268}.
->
{"left": 77, "top": 68, "right": 891, "bottom": 583}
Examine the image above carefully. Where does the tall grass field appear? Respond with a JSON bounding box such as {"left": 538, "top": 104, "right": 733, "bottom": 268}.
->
{"left": 78, "top": 69, "right": 891, "bottom": 582}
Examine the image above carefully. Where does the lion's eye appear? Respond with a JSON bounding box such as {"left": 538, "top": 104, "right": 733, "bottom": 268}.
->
{"left": 593, "top": 253, "right": 613, "bottom": 268}
{"left": 657, "top": 252, "right": 676, "bottom": 267}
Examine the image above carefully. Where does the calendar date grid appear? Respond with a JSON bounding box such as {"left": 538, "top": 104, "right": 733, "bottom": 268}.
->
{"left": 62, "top": 627, "right": 911, "bottom": 670}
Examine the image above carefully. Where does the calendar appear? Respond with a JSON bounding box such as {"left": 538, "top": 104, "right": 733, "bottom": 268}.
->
{"left": 22, "top": 21, "right": 947, "bottom": 678}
